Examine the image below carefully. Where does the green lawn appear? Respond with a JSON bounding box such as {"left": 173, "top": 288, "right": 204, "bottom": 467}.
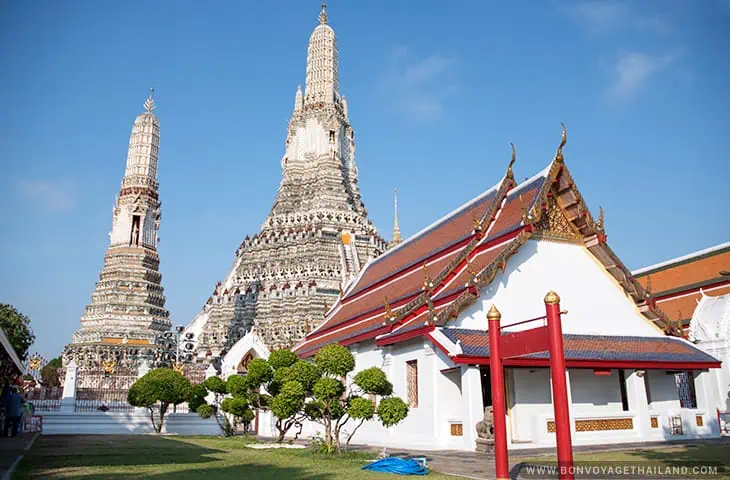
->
{"left": 516, "top": 444, "right": 730, "bottom": 479}
{"left": 16, "top": 435, "right": 459, "bottom": 479}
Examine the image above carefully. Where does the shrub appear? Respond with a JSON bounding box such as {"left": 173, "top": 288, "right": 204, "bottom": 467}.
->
{"left": 127, "top": 368, "right": 192, "bottom": 433}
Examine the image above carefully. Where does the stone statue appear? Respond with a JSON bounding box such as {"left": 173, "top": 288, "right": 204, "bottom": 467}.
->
{"left": 132, "top": 225, "right": 139, "bottom": 245}
{"left": 475, "top": 406, "right": 495, "bottom": 453}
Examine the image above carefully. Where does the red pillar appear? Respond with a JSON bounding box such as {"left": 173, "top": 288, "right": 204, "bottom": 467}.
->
{"left": 545, "top": 291, "right": 574, "bottom": 480}
{"left": 487, "top": 305, "right": 509, "bottom": 480}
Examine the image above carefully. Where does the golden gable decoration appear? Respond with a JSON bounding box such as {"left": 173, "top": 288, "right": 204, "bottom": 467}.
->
{"left": 532, "top": 195, "right": 583, "bottom": 244}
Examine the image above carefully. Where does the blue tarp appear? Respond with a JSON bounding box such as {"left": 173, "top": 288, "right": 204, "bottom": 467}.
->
{"left": 361, "top": 457, "right": 429, "bottom": 475}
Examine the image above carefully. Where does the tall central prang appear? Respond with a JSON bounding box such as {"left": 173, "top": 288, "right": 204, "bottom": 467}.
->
{"left": 187, "top": 5, "right": 387, "bottom": 360}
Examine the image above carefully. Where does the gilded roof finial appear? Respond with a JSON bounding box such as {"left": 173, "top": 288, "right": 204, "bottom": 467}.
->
{"left": 466, "top": 256, "right": 479, "bottom": 280}
{"left": 472, "top": 213, "right": 483, "bottom": 233}
{"left": 506, "top": 142, "right": 516, "bottom": 180}
{"left": 597, "top": 206, "right": 605, "bottom": 231}
{"left": 319, "top": 3, "right": 327, "bottom": 24}
{"left": 384, "top": 296, "right": 394, "bottom": 318}
{"left": 519, "top": 194, "right": 529, "bottom": 221}
{"left": 423, "top": 263, "right": 432, "bottom": 290}
{"left": 555, "top": 122, "right": 567, "bottom": 162}
{"left": 144, "top": 87, "right": 155, "bottom": 113}
{"left": 645, "top": 275, "right": 652, "bottom": 297}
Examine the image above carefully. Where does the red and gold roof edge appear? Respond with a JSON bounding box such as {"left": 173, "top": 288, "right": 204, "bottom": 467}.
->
{"left": 294, "top": 125, "right": 679, "bottom": 356}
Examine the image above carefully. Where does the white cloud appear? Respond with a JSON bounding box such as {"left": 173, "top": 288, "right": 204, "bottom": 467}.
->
{"left": 606, "top": 51, "right": 678, "bottom": 102}
{"left": 16, "top": 179, "right": 76, "bottom": 213}
{"left": 380, "top": 49, "right": 458, "bottom": 122}
{"left": 565, "top": 1, "right": 670, "bottom": 36}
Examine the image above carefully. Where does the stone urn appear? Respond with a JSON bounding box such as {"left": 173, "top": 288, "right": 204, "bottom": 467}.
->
{"left": 475, "top": 406, "right": 495, "bottom": 453}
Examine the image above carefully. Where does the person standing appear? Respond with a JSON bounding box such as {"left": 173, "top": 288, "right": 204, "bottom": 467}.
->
{"left": 2, "top": 387, "right": 23, "bottom": 437}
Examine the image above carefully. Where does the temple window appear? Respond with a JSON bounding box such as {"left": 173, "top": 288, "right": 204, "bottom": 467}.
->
{"left": 674, "top": 372, "right": 697, "bottom": 409}
{"left": 406, "top": 360, "right": 418, "bottom": 408}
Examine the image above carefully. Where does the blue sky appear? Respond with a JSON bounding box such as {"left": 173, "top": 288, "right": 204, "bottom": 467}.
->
{"left": 1, "top": 1, "right": 728, "bottom": 360}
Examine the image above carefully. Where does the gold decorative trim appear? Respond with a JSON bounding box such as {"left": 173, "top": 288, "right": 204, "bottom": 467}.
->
{"left": 487, "top": 305, "right": 501, "bottom": 321}
{"left": 450, "top": 423, "right": 464, "bottom": 436}
{"left": 576, "top": 418, "right": 633, "bottom": 431}
{"left": 548, "top": 418, "right": 634, "bottom": 433}
{"left": 102, "top": 359, "right": 116, "bottom": 375}
{"left": 650, "top": 417, "right": 659, "bottom": 429}
{"left": 696, "top": 415, "right": 704, "bottom": 427}
{"left": 531, "top": 194, "right": 583, "bottom": 244}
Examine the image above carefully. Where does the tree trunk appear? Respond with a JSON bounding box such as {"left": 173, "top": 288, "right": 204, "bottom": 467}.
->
{"left": 276, "top": 419, "right": 286, "bottom": 443}
{"left": 345, "top": 420, "right": 365, "bottom": 449}
{"left": 148, "top": 406, "right": 157, "bottom": 433}
{"left": 157, "top": 403, "right": 169, "bottom": 433}
{"left": 325, "top": 417, "right": 333, "bottom": 451}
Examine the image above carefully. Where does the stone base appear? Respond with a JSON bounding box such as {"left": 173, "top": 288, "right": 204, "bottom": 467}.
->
{"left": 475, "top": 438, "right": 494, "bottom": 453}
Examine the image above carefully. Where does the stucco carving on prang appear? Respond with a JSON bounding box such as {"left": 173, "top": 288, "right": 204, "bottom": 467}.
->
{"left": 63, "top": 89, "right": 171, "bottom": 370}
{"left": 186, "top": 6, "right": 387, "bottom": 361}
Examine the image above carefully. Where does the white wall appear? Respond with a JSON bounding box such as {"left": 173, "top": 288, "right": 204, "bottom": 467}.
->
{"left": 42, "top": 412, "right": 221, "bottom": 436}
{"left": 570, "top": 369, "right": 624, "bottom": 415}
{"left": 455, "top": 240, "right": 662, "bottom": 337}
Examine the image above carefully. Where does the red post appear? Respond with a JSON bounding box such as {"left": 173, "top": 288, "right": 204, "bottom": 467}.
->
{"left": 487, "top": 305, "right": 509, "bottom": 480}
{"left": 545, "top": 291, "right": 574, "bottom": 480}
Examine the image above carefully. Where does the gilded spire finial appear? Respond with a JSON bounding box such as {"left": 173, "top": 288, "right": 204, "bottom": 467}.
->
{"left": 319, "top": 3, "right": 327, "bottom": 24}
{"left": 507, "top": 142, "right": 516, "bottom": 180}
{"left": 391, "top": 188, "right": 402, "bottom": 247}
{"left": 144, "top": 87, "right": 155, "bottom": 113}
{"left": 555, "top": 122, "right": 567, "bottom": 162}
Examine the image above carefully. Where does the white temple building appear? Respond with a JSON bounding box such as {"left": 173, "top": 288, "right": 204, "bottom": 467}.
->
{"left": 214, "top": 7, "right": 724, "bottom": 451}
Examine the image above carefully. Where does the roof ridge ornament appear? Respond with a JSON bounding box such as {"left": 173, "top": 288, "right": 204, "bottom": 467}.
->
{"left": 319, "top": 2, "right": 327, "bottom": 24}
{"left": 554, "top": 122, "right": 567, "bottom": 163}
{"left": 144, "top": 87, "right": 155, "bottom": 113}
{"left": 506, "top": 142, "right": 516, "bottom": 181}
{"left": 597, "top": 206, "right": 605, "bottom": 232}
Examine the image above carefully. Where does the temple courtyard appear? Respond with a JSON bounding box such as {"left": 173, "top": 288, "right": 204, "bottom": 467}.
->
{"left": 6, "top": 435, "right": 730, "bottom": 479}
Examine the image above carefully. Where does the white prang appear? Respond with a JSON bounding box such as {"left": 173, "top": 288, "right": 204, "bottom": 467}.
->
{"left": 63, "top": 89, "right": 171, "bottom": 370}
{"left": 186, "top": 5, "right": 387, "bottom": 362}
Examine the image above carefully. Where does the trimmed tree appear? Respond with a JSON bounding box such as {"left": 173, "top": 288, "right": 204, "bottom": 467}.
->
{"left": 127, "top": 368, "right": 192, "bottom": 433}
{"left": 305, "top": 344, "right": 409, "bottom": 452}
{"left": 237, "top": 350, "right": 315, "bottom": 442}
{"left": 314, "top": 345, "right": 409, "bottom": 452}
{"left": 191, "top": 376, "right": 235, "bottom": 436}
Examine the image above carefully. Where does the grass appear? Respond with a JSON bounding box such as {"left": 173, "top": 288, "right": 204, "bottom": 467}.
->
{"left": 15, "top": 435, "right": 460, "bottom": 479}
{"left": 516, "top": 444, "right": 730, "bottom": 479}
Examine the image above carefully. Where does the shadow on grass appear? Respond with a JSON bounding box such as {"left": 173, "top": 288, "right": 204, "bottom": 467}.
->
{"left": 19, "top": 463, "right": 333, "bottom": 480}
{"left": 14, "top": 435, "right": 338, "bottom": 480}
{"left": 625, "top": 445, "right": 729, "bottom": 472}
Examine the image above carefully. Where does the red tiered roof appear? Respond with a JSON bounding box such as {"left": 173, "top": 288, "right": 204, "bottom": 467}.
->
{"left": 294, "top": 132, "right": 677, "bottom": 357}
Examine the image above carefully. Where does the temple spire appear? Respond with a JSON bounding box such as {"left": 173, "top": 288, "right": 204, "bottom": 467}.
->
{"left": 144, "top": 87, "right": 155, "bottom": 113}
{"left": 305, "top": 3, "right": 339, "bottom": 105}
{"left": 390, "top": 188, "right": 402, "bottom": 248}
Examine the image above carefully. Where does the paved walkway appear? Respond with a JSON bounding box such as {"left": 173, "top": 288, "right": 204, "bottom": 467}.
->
{"left": 0, "top": 432, "right": 38, "bottom": 480}
{"left": 362, "top": 437, "right": 730, "bottom": 479}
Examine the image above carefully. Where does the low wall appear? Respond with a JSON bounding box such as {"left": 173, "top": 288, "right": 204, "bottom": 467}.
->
{"left": 41, "top": 411, "right": 221, "bottom": 436}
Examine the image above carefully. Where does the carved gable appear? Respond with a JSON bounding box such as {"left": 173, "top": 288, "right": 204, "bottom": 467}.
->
{"left": 532, "top": 195, "right": 583, "bottom": 243}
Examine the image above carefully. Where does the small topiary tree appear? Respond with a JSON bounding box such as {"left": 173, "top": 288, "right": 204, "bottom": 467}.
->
{"left": 240, "top": 350, "right": 310, "bottom": 442}
{"left": 191, "top": 376, "right": 235, "bottom": 436}
{"left": 220, "top": 396, "right": 255, "bottom": 433}
{"left": 127, "top": 368, "right": 192, "bottom": 433}
{"left": 305, "top": 344, "right": 409, "bottom": 452}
